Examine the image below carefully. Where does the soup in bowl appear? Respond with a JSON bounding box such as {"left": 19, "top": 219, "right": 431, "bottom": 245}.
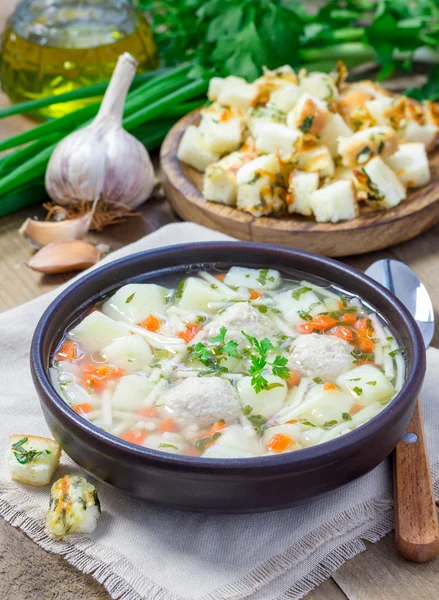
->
{"left": 31, "top": 243, "right": 425, "bottom": 512}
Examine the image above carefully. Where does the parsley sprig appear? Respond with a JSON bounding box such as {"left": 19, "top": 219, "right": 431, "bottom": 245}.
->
{"left": 191, "top": 326, "right": 240, "bottom": 373}
{"left": 242, "top": 331, "right": 290, "bottom": 393}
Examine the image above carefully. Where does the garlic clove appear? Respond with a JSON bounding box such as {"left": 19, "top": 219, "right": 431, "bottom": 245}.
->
{"left": 19, "top": 211, "right": 94, "bottom": 248}
{"left": 28, "top": 241, "right": 101, "bottom": 274}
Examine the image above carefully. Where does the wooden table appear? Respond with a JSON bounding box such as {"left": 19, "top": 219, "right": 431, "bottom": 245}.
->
{"left": 1, "top": 2, "right": 439, "bottom": 599}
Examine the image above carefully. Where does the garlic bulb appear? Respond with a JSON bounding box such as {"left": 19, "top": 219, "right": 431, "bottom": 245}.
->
{"left": 45, "top": 53, "right": 155, "bottom": 210}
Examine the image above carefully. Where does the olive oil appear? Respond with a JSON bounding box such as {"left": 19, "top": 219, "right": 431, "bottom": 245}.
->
{"left": 0, "top": 0, "right": 158, "bottom": 118}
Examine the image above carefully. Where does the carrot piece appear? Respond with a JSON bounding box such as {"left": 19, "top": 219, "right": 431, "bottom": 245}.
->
{"left": 82, "top": 364, "right": 125, "bottom": 391}
{"left": 332, "top": 325, "right": 355, "bottom": 342}
{"left": 138, "top": 406, "right": 158, "bottom": 418}
{"left": 356, "top": 358, "right": 376, "bottom": 366}
{"left": 312, "top": 315, "right": 337, "bottom": 330}
{"left": 354, "top": 318, "right": 368, "bottom": 334}
{"left": 297, "top": 322, "right": 315, "bottom": 334}
{"left": 178, "top": 323, "right": 201, "bottom": 343}
{"left": 340, "top": 313, "right": 357, "bottom": 324}
{"left": 72, "top": 403, "right": 94, "bottom": 415}
{"left": 286, "top": 371, "right": 301, "bottom": 387}
{"left": 286, "top": 419, "right": 298, "bottom": 424}
{"left": 249, "top": 289, "right": 263, "bottom": 300}
{"left": 214, "top": 273, "right": 226, "bottom": 281}
{"left": 159, "top": 418, "right": 178, "bottom": 433}
{"left": 338, "top": 300, "right": 345, "bottom": 311}
{"left": 350, "top": 404, "right": 363, "bottom": 416}
{"left": 268, "top": 433, "right": 294, "bottom": 453}
{"left": 209, "top": 421, "right": 227, "bottom": 436}
{"left": 121, "top": 430, "right": 147, "bottom": 445}
{"left": 140, "top": 314, "right": 160, "bottom": 332}
{"left": 56, "top": 340, "right": 77, "bottom": 361}
{"left": 323, "top": 382, "right": 338, "bottom": 391}
{"left": 356, "top": 335, "right": 374, "bottom": 353}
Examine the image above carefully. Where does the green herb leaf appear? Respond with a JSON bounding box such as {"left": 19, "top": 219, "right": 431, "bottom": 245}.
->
{"left": 11, "top": 438, "right": 52, "bottom": 465}
{"left": 301, "top": 420, "right": 316, "bottom": 427}
{"left": 323, "top": 420, "right": 338, "bottom": 429}
{"left": 256, "top": 268, "right": 269, "bottom": 286}
{"left": 159, "top": 443, "right": 179, "bottom": 450}
{"left": 125, "top": 293, "right": 136, "bottom": 304}
{"left": 389, "top": 347, "right": 405, "bottom": 357}
{"left": 342, "top": 412, "right": 352, "bottom": 421}
{"left": 291, "top": 287, "right": 312, "bottom": 300}
{"left": 353, "top": 386, "right": 363, "bottom": 396}
{"left": 366, "top": 380, "right": 377, "bottom": 386}
{"left": 195, "top": 431, "right": 222, "bottom": 451}
{"left": 270, "top": 355, "right": 290, "bottom": 380}
{"left": 313, "top": 377, "right": 323, "bottom": 384}
{"left": 298, "top": 115, "right": 314, "bottom": 133}
{"left": 209, "top": 326, "right": 227, "bottom": 345}
{"left": 92, "top": 489, "right": 101, "bottom": 512}
{"left": 297, "top": 310, "right": 313, "bottom": 321}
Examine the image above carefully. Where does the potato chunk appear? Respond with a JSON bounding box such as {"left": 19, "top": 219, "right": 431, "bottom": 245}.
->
{"left": 224, "top": 266, "right": 281, "bottom": 290}
{"left": 69, "top": 311, "right": 129, "bottom": 354}
{"left": 47, "top": 475, "right": 101, "bottom": 537}
{"left": 178, "top": 277, "right": 227, "bottom": 312}
{"left": 354, "top": 156, "right": 406, "bottom": 209}
{"left": 338, "top": 126, "right": 399, "bottom": 167}
{"left": 337, "top": 365, "right": 394, "bottom": 405}
{"left": 310, "top": 180, "right": 358, "bottom": 223}
{"left": 237, "top": 375, "right": 287, "bottom": 419}
{"left": 8, "top": 435, "right": 61, "bottom": 486}
{"left": 286, "top": 170, "right": 319, "bottom": 216}
{"left": 102, "top": 335, "right": 152, "bottom": 375}
{"left": 177, "top": 125, "right": 220, "bottom": 172}
{"left": 385, "top": 143, "right": 431, "bottom": 188}
{"left": 102, "top": 283, "right": 168, "bottom": 325}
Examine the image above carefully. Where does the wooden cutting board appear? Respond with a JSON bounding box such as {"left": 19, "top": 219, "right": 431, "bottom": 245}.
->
{"left": 160, "top": 109, "right": 439, "bottom": 257}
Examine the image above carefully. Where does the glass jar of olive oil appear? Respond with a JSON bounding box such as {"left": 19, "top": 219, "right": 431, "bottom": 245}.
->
{"left": 0, "top": 0, "right": 159, "bottom": 118}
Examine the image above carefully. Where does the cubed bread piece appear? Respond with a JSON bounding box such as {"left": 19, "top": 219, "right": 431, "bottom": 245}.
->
{"left": 333, "top": 166, "right": 354, "bottom": 182}
{"left": 385, "top": 143, "right": 430, "bottom": 188}
{"left": 267, "top": 83, "right": 301, "bottom": 113}
{"left": 319, "top": 112, "right": 353, "bottom": 157}
{"left": 247, "top": 106, "right": 286, "bottom": 137}
{"left": 310, "top": 180, "right": 358, "bottom": 223}
{"left": 354, "top": 156, "right": 406, "bottom": 209}
{"left": 299, "top": 72, "right": 339, "bottom": 103}
{"left": 338, "top": 126, "right": 399, "bottom": 167}
{"left": 286, "top": 93, "right": 328, "bottom": 137}
{"left": 286, "top": 170, "right": 319, "bottom": 216}
{"left": 199, "top": 114, "right": 243, "bottom": 154}
{"left": 293, "top": 144, "right": 335, "bottom": 177}
{"left": 177, "top": 125, "right": 220, "bottom": 172}
{"left": 47, "top": 475, "right": 101, "bottom": 537}
{"left": 203, "top": 148, "right": 257, "bottom": 206}
{"left": 8, "top": 435, "right": 61, "bottom": 486}
{"left": 365, "top": 96, "right": 406, "bottom": 129}
{"left": 207, "top": 77, "right": 223, "bottom": 101}
{"left": 207, "top": 76, "right": 258, "bottom": 109}
{"left": 254, "top": 66, "right": 299, "bottom": 102}
{"left": 401, "top": 121, "right": 439, "bottom": 150}
{"left": 255, "top": 123, "right": 302, "bottom": 160}
{"left": 236, "top": 154, "right": 286, "bottom": 217}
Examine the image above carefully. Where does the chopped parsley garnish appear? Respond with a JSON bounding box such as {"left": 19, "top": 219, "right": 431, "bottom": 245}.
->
{"left": 257, "top": 305, "right": 268, "bottom": 314}
{"left": 342, "top": 412, "right": 352, "bottom": 421}
{"left": 298, "top": 115, "right": 314, "bottom": 133}
{"left": 356, "top": 145, "right": 371, "bottom": 163}
{"left": 195, "top": 431, "right": 222, "bottom": 451}
{"left": 159, "top": 443, "right": 179, "bottom": 450}
{"left": 313, "top": 377, "right": 323, "bottom": 384}
{"left": 256, "top": 269, "right": 275, "bottom": 286}
{"left": 243, "top": 406, "right": 268, "bottom": 435}
{"left": 125, "top": 293, "right": 135, "bottom": 303}
{"left": 323, "top": 420, "right": 338, "bottom": 429}
{"left": 297, "top": 310, "right": 313, "bottom": 321}
{"left": 302, "top": 420, "right": 316, "bottom": 427}
{"left": 378, "top": 140, "right": 385, "bottom": 154}
{"left": 366, "top": 380, "right": 377, "bottom": 386}
{"left": 349, "top": 378, "right": 361, "bottom": 381}
{"left": 93, "top": 489, "right": 101, "bottom": 512}
{"left": 386, "top": 336, "right": 394, "bottom": 342}
{"left": 291, "top": 286, "right": 312, "bottom": 300}
{"left": 353, "top": 386, "right": 363, "bottom": 396}
{"left": 389, "top": 347, "right": 405, "bottom": 357}
{"left": 242, "top": 332, "right": 290, "bottom": 393}
{"left": 191, "top": 326, "right": 240, "bottom": 371}
{"left": 11, "top": 438, "right": 51, "bottom": 465}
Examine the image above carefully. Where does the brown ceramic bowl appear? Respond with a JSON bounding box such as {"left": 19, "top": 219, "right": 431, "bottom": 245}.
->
{"left": 31, "top": 243, "right": 426, "bottom": 513}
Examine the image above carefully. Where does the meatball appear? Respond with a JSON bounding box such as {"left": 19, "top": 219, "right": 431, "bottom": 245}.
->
{"left": 204, "top": 302, "right": 272, "bottom": 346}
{"left": 288, "top": 333, "right": 353, "bottom": 380}
{"left": 161, "top": 377, "right": 241, "bottom": 427}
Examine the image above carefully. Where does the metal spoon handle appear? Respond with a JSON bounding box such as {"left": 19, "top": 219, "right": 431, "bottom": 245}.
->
{"left": 394, "top": 399, "right": 439, "bottom": 562}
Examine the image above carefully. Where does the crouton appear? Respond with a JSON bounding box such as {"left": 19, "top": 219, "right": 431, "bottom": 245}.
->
{"left": 247, "top": 106, "right": 287, "bottom": 137}
{"left": 354, "top": 156, "right": 406, "bottom": 209}
{"left": 293, "top": 144, "right": 335, "bottom": 177}
{"left": 310, "top": 180, "right": 359, "bottom": 223}
{"left": 8, "top": 435, "right": 61, "bottom": 486}
{"left": 236, "top": 154, "right": 287, "bottom": 216}
{"left": 255, "top": 123, "right": 302, "bottom": 160}
{"left": 47, "top": 475, "right": 101, "bottom": 537}
{"left": 385, "top": 143, "right": 431, "bottom": 188}
{"left": 207, "top": 76, "right": 258, "bottom": 110}
{"left": 267, "top": 83, "right": 301, "bottom": 114}
{"left": 287, "top": 93, "right": 328, "bottom": 137}
{"left": 299, "top": 72, "right": 339, "bottom": 103}
{"left": 203, "top": 146, "right": 258, "bottom": 206}
{"left": 338, "top": 126, "right": 399, "bottom": 167}
{"left": 286, "top": 170, "right": 319, "bottom": 216}
{"left": 365, "top": 96, "right": 407, "bottom": 129}
{"left": 177, "top": 126, "right": 220, "bottom": 172}
{"left": 319, "top": 112, "right": 353, "bottom": 157}
{"left": 402, "top": 121, "right": 439, "bottom": 151}
{"left": 199, "top": 113, "right": 243, "bottom": 154}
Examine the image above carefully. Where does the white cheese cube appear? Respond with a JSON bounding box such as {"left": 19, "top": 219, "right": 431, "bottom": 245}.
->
{"left": 199, "top": 115, "right": 243, "bottom": 154}
{"left": 286, "top": 170, "right": 319, "bottom": 216}
{"left": 310, "top": 180, "right": 358, "bottom": 223}
{"left": 177, "top": 125, "right": 220, "bottom": 172}
{"left": 267, "top": 83, "right": 301, "bottom": 113}
{"left": 385, "top": 143, "right": 430, "bottom": 188}
{"left": 287, "top": 93, "right": 328, "bottom": 137}
{"left": 8, "top": 435, "right": 61, "bottom": 486}
{"left": 47, "top": 475, "right": 101, "bottom": 537}
{"left": 402, "top": 120, "right": 439, "bottom": 150}
{"left": 355, "top": 156, "right": 406, "bottom": 209}
{"left": 255, "top": 122, "right": 302, "bottom": 159}
{"left": 319, "top": 112, "right": 353, "bottom": 157}
{"left": 236, "top": 154, "right": 286, "bottom": 217}
{"left": 69, "top": 311, "right": 129, "bottom": 354}
{"left": 299, "top": 72, "right": 339, "bottom": 103}
{"left": 337, "top": 365, "right": 394, "bottom": 405}
{"left": 247, "top": 106, "right": 286, "bottom": 137}
{"left": 224, "top": 266, "right": 281, "bottom": 290}
{"left": 338, "top": 126, "right": 399, "bottom": 167}
{"left": 102, "top": 283, "right": 168, "bottom": 324}
{"left": 203, "top": 148, "right": 257, "bottom": 206}
{"left": 293, "top": 144, "right": 335, "bottom": 177}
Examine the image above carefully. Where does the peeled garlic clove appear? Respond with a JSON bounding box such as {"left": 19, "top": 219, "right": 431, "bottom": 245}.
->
{"left": 28, "top": 241, "right": 101, "bottom": 274}
{"left": 19, "top": 212, "right": 94, "bottom": 248}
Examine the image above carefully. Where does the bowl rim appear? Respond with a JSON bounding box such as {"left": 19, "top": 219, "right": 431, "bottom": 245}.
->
{"left": 31, "top": 241, "right": 426, "bottom": 473}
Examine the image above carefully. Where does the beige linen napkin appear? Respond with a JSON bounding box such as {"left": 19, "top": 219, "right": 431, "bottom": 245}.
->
{"left": 1, "top": 222, "right": 438, "bottom": 600}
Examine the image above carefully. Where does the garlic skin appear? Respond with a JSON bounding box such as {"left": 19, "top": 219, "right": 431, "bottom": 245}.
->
{"left": 28, "top": 240, "right": 102, "bottom": 274}
{"left": 45, "top": 53, "right": 155, "bottom": 210}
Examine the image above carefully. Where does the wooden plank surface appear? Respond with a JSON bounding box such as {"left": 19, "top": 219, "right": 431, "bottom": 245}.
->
{"left": 1, "top": 1, "right": 439, "bottom": 599}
